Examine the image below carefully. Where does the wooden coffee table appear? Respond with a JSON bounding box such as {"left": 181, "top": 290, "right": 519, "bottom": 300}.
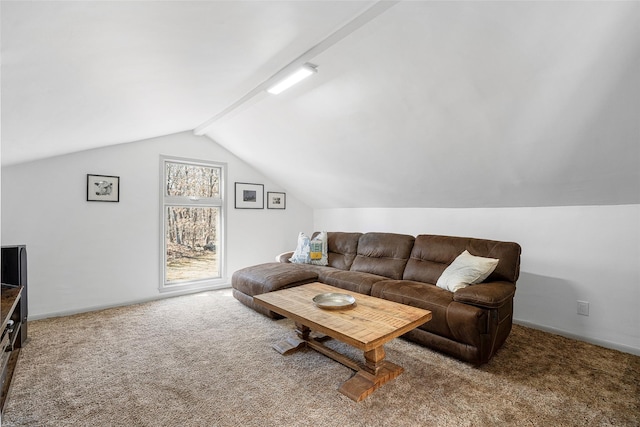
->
{"left": 253, "top": 282, "right": 431, "bottom": 401}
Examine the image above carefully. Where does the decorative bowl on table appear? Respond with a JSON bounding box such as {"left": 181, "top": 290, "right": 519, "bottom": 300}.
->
{"left": 312, "top": 293, "right": 356, "bottom": 310}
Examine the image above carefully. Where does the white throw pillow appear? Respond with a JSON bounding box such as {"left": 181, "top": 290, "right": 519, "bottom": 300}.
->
{"left": 436, "top": 250, "right": 499, "bottom": 292}
{"left": 309, "top": 231, "right": 328, "bottom": 266}
{"left": 290, "top": 232, "right": 311, "bottom": 264}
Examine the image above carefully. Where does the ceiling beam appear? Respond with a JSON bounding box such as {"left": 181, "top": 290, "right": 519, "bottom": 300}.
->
{"left": 193, "top": 0, "right": 399, "bottom": 136}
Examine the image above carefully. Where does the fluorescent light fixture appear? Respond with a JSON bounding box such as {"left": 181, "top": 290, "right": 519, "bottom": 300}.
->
{"left": 266, "top": 64, "right": 317, "bottom": 95}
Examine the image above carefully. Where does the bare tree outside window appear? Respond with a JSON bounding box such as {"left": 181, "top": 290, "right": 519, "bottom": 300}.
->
{"left": 166, "top": 163, "right": 220, "bottom": 199}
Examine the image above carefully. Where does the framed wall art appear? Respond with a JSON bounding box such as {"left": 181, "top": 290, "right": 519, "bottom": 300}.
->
{"left": 267, "top": 192, "right": 286, "bottom": 210}
{"left": 87, "top": 174, "right": 120, "bottom": 202}
{"left": 235, "top": 182, "right": 264, "bottom": 209}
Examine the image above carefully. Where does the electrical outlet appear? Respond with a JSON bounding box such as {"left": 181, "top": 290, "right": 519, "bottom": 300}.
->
{"left": 577, "top": 300, "right": 589, "bottom": 316}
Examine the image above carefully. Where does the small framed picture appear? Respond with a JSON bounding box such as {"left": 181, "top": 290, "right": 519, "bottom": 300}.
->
{"left": 235, "top": 182, "right": 264, "bottom": 209}
{"left": 87, "top": 174, "right": 120, "bottom": 202}
{"left": 267, "top": 192, "right": 286, "bottom": 210}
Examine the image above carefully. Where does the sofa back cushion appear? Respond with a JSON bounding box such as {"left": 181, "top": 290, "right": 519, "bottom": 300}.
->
{"left": 312, "top": 232, "right": 362, "bottom": 270}
{"left": 350, "top": 232, "right": 415, "bottom": 280}
{"left": 403, "top": 235, "right": 521, "bottom": 284}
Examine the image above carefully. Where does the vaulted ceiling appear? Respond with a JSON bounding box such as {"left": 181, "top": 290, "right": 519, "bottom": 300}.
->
{"left": 2, "top": 1, "right": 638, "bottom": 208}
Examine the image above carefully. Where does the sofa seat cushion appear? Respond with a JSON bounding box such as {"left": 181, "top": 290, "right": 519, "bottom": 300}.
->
{"left": 372, "top": 280, "right": 454, "bottom": 338}
{"left": 318, "top": 269, "right": 388, "bottom": 295}
{"left": 231, "top": 262, "right": 318, "bottom": 296}
{"left": 372, "top": 280, "right": 488, "bottom": 346}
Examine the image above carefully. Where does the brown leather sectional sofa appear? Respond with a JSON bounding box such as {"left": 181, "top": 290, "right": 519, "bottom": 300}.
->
{"left": 232, "top": 232, "right": 521, "bottom": 365}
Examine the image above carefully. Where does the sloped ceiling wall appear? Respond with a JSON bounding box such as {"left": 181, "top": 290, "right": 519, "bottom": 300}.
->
{"left": 1, "top": 1, "right": 374, "bottom": 163}
{"left": 2, "top": 1, "right": 639, "bottom": 209}
{"left": 204, "top": 1, "right": 640, "bottom": 208}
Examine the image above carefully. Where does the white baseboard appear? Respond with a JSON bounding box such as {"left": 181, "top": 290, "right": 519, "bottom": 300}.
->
{"left": 29, "top": 283, "right": 231, "bottom": 321}
{"left": 513, "top": 319, "right": 640, "bottom": 357}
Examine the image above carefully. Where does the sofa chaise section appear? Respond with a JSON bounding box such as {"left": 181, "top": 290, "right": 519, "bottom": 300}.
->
{"left": 231, "top": 262, "right": 318, "bottom": 318}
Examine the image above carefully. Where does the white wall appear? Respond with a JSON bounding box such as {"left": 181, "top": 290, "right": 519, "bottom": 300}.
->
{"left": 1, "top": 132, "right": 312, "bottom": 318}
{"left": 314, "top": 205, "right": 640, "bottom": 355}
{"left": 4, "top": 134, "right": 638, "bottom": 357}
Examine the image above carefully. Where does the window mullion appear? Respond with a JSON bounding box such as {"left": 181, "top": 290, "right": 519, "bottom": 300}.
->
{"left": 164, "top": 196, "right": 222, "bottom": 207}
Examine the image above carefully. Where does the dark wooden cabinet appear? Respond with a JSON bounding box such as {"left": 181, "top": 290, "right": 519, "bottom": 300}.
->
{"left": 1, "top": 285, "right": 24, "bottom": 416}
{"left": 1, "top": 246, "right": 27, "bottom": 349}
{"left": 1, "top": 246, "right": 28, "bottom": 420}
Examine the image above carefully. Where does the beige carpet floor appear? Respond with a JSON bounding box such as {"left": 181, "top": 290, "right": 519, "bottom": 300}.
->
{"left": 3, "top": 289, "right": 639, "bottom": 426}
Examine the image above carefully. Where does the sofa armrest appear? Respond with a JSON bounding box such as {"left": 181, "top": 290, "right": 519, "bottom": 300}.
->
{"left": 276, "top": 251, "right": 294, "bottom": 263}
{"left": 453, "top": 281, "right": 516, "bottom": 309}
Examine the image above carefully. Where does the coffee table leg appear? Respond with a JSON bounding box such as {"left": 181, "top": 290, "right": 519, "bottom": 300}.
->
{"left": 338, "top": 345, "right": 404, "bottom": 402}
{"left": 272, "top": 322, "right": 309, "bottom": 355}
{"left": 272, "top": 325, "right": 403, "bottom": 401}
{"left": 295, "top": 322, "right": 311, "bottom": 340}
{"left": 364, "top": 347, "right": 385, "bottom": 375}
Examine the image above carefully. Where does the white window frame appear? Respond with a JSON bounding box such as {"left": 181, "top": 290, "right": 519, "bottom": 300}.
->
{"left": 160, "top": 155, "right": 227, "bottom": 293}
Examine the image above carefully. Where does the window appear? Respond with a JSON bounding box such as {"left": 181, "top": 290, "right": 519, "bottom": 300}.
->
{"left": 161, "top": 157, "right": 226, "bottom": 291}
